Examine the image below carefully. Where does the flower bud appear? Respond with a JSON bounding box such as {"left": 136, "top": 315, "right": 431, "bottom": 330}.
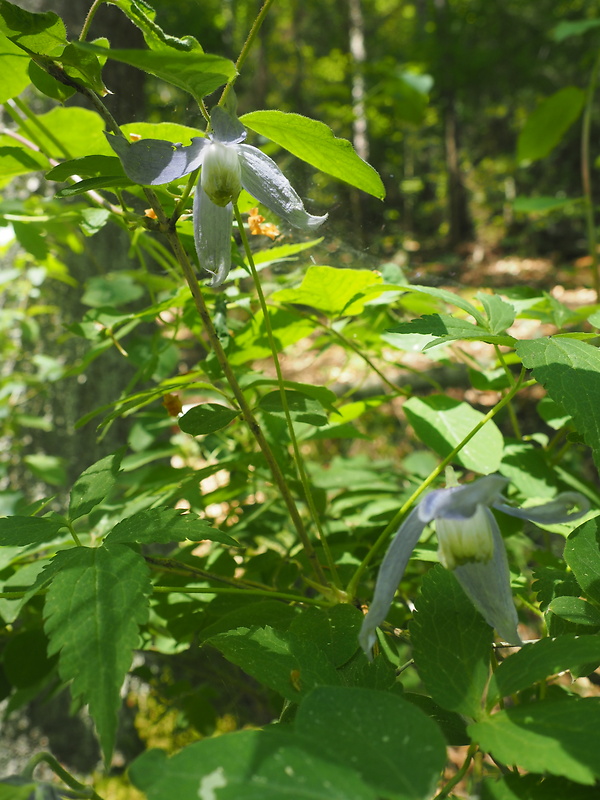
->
{"left": 201, "top": 141, "right": 241, "bottom": 207}
{"left": 436, "top": 504, "right": 495, "bottom": 571}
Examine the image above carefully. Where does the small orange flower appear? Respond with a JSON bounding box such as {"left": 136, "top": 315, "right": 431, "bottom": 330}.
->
{"left": 144, "top": 208, "right": 158, "bottom": 219}
{"left": 248, "top": 207, "right": 280, "bottom": 240}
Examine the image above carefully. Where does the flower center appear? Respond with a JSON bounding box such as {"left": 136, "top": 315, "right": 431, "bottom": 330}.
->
{"left": 436, "top": 504, "right": 495, "bottom": 571}
{"left": 201, "top": 141, "right": 241, "bottom": 207}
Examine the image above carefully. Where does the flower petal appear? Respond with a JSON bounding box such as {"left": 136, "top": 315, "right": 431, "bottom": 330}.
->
{"left": 237, "top": 144, "right": 327, "bottom": 230}
{"left": 494, "top": 492, "right": 590, "bottom": 525}
{"left": 453, "top": 508, "right": 521, "bottom": 644}
{"left": 359, "top": 507, "right": 426, "bottom": 659}
{"left": 419, "top": 475, "right": 509, "bottom": 524}
{"left": 107, "top": 134, "right": 207, "bottom": 185}
{"left": 211, "top": 106, "right": 247, "bottom": 145}
{"left": 193, "top": 184, "right": 233, "bottom": 287}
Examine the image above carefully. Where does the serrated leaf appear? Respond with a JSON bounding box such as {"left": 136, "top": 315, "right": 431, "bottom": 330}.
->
{"left": 207, "top": 625, "right": 341, "bottom": 702}
{"left": 469, "top": 697, "right": 600, "bottom": 784}
{"left": 295, "top": 687, "right": 446, "bottom": 800}
{"left": 0, "top": 1, "right": 66, "bottom": 56}
{"left": 0, "top": 30, "right": 31, "bottom": 104}
{"left": 259, "top": 390, "right": 329, "bottom": 426}
{"left": 178, "top": 403, "right": 240, "bottom": 436}
{"left": 241, "top": 110, "right": 385, "bottom": 199}
{"left": 105, "top": 507, "right": 238, "bottom": 547}
{"left": 69, "top": 449, "right": 124, "bottom": 520}
{"left": 487, "top": 634, "right": 600, "bottom": 707}
{"left": 564, "top": 518, "right": 600, "bottom": 604}
{"left": 410, "top": 566, "right": 493, "bottom": 718}
{"left": 74, "top": 41, "right": 236, "bottom": 104}
{"left": 516, "top": 337, "right": 600, "bottom": 469}
{"left": 403, "top": 395, "right": 504, "bottom": 474}
{"left": 44, "top": 543, "right": 151, "bottom": 762}
{"left": 272, "top": 266, "right": 383, "bottom": 317}
{"left": 108, "top": 0, "right": 202, "bottom": 52}
{"left": 0, "top": 516, "right": 65, "bottom": 546}
{"left": 388, "top": 313, "right": 514, "bottom": 347}
{"left": 517, "top": 87, "right": 585, "bottom": 163}
{"left": 130, "top": 729, "right": 377, "bottom": 800}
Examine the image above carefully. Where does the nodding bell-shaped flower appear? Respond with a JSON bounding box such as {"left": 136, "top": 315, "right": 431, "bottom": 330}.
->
{"left": 359, "top": 475, "right": 590, "bottom": 659}
{"left": 107, "top": 107, "right": 327, "bottom": 288}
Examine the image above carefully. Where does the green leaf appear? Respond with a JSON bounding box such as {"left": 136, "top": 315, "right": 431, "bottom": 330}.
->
{"left": 74, "top": 41, "right": 236, "bottom": 104}
{"left": 55, "top": 176, "right": 131, "bottom": 197}
{"left": 564, "top": 518, "right": 600, "bottom": 604}
{"left": 388, "top": 314, "right": 514, "bottom": 348}
{"left": 0, "top": 515, "right": 65, "bottom": 546}
{"left": 229, "top": 307, "right": 316, "bottom": 365}
{"left": 259, "top": 390, "right": 329, "bottom": 427}
{"left": 517, "top": 87, "right": 585, "bottom": 163}
{"left": 69, "top": 450, "right": 124, "bottom": 521}
{"left": 108, "top": 0, "right": 202, "bottom": 52}
{"left": 0, "top": 779, "right": 39, "bottom": 800}
{"left": 272, "top": 266, "right": 383, "bottom": 317}
{"left": 60, "top": 41, "right": 108, "bottom": 95}
{"left": 547, "top": 597, "right": 600, "bottom": 627}
{"left": 469, "top": 697, "right": 600, "bottom": 784}
{"left": 513, "top": 195, "right": 584, "bottom": 213}
{"left": 121, "top": 121, "right": 202, "bottom": 144}
{"left": 478, "top": 293, "right": 516, "bottom": 334}
{"left": 403, "top": 395, "right": 504, "bottom": 474}
{"left": 0, "top": 145, "right": 47, "bottom": 182}
{"left": 487, "top": 634, "right": 600, "bottom": 708}
{"left": 44, "top": 544, "right": 151, "bottom": 762}
{"left": 46, "top": 155, "right": 125, "bottom": 181}
{"left": 23, "top": 454, "right": 66, "bottom": 486}
{"left": 241, "top": 110, "right": 385, "bottom": 199}
{"left": 14, "top": 107, "right": 111, "bottom": 160}
{"left": 399, "top": 284, "right": 487, "bottom": 326}
{"left": 552, "top": 19, "right": 600, "bottom": 42}
{"left": 81, "top": 273, "right": 144, "bottom": 307}
{"left": 28, "top": 59, "right": 75, "bottom": 102}
{"left": 516, "top": 337, "right": 600, "bottom": 469}
{"left": 410, "top": 566, "right": 493, "bottom": 718}
{"left": 178, "top": 403, "right": 240, "bottom": 436}
{"left": 0, "top": 30, "right": 31, "bottom": 103}
{"left": 207, "top": 625, "right": 341, "bottom": 702}
{"left": 295, "top": 687, "right": 446, "bottom": 800}
{"left": 105, "top": 507, "right": 238, "bottom": 547}
{"left": 0, "top": 1, "right": 66, "bottom": 56}
{"left": 130, "top": 729, "right": 377, "bottom": 800}
{"left": 287, "top": 604, "right": 363, "bottom": 667}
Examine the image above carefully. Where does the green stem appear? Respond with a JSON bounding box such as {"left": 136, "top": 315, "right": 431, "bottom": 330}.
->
{"left": 80, "top": 0, "right": 107, "bottom": 41}
{"left": 153, "top": 585, "right": 328, "bottom": 605}
{"left": 219, "top": 0, "right": 276, "bottom": 108}
{"left": 153, "top": 209, "right": 328, "bottom": 589}
{"left": 22, "top": 752, "right": 103, "bottom": 799}
{"left": 493, "top": 345, "right": 522, "bottom": 439}
{"left": 433, "top": 743, "right": 477, "bottom": 800}
{"left": 13, "top": 96, "right": 71, "bottom": 159}
{"left": 582, "top": 50, "right": 600, "bottom": 302}
{"left": 234, "top": 204, "right": 341, "bottom": 588}
{"left": 346, "top": 368, "right": 526, "bottom": 598}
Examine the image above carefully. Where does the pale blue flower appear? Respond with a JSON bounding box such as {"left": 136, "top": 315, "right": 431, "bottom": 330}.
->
{"left": 107, "top": 107, "right": 327, "bottom": 287}
{"left": 359, "top": 475, "right": 590, "bottom": 658}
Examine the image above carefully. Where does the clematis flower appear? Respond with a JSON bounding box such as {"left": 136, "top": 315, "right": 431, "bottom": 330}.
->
{"left": 359, "top": 475, "right": 590, "bottom": 658}
{"left": 107, "top": 107, "right": 327, "bottom": 287}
